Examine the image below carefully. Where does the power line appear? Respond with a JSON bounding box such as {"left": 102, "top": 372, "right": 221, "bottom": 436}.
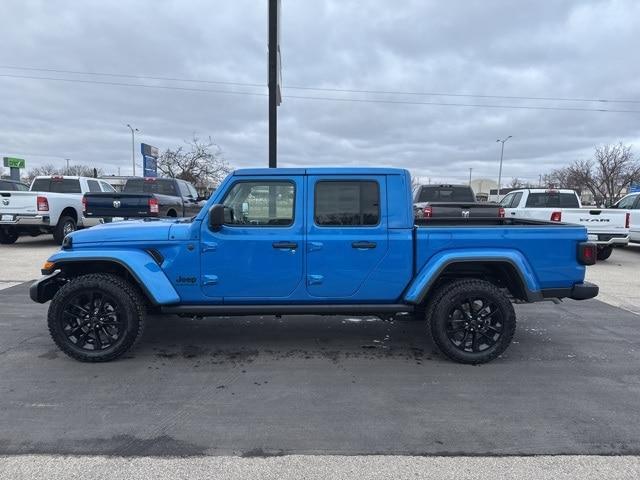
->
{"left": 1, "top": 64, "right": 638, "bottom": 105}
{"left": 1, "top": 72, "right": 640, "bottom": 114}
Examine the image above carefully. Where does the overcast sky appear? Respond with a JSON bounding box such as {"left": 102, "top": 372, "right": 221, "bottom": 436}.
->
{"left": 1, "top": 0, "right": 639, "bottom": 184}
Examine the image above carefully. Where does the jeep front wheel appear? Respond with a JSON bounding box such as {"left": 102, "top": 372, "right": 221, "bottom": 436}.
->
{"left": 428, "top": 279, "right": 516, "bottom": 364}
{"left": 47, "top": 273, "right": 146, "bottom": 362}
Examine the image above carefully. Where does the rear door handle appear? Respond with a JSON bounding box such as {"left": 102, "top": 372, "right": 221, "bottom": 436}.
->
{"left": 352, "top": 241, "right": 376, "bottom": 249}
{"left": 272, "top": 241, "right": 298, "bottom": 250}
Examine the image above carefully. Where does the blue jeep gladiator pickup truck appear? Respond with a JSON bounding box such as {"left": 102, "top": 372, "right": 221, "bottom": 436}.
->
{"left": 30, "top": 168, "right": 598, "bottom": 364}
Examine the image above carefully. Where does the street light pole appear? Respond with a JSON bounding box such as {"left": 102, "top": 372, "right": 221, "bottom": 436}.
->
{"left": 468, "top": 167, "right": 473, "bottom": 185}
{"left": 496, "top": 135, "right": 512, "bottom": 200}
{"left": 126, "top": 124, "right": 140, "bottom": 176}
{"left": 65, "top": 158, "right": 70, "bottom": 174}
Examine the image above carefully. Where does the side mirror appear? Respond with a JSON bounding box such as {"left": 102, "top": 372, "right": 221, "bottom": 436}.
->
{"left": 208, "top": 204, "right": 225, "bottom": 230}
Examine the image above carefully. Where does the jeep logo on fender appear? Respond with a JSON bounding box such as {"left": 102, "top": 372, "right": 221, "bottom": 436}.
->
{"left": 580, "top": 218, "right": 610, "bottom": 222}
{"left": 113, "top": 200, "right": 121, "bottom": 208}
{"left": 176, "top": 276, "right": 197, "bottom": 284}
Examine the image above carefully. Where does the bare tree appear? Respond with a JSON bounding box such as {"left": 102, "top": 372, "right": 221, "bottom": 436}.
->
{"left": 541, "top": 143, "right": 639, "bottom": 204}
{"left": 157, "top": 135, "right": 231, "bottom": 190}
{"left": 25, "top": 163, "right": 103, "bottom": 183}
{"left": 509, "top": 177, "right": 524, "bottom": 189}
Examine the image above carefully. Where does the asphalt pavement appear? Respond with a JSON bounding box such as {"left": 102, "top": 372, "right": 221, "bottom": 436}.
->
{"left": 1, "top": 281, "right": 639, "bottom": 457}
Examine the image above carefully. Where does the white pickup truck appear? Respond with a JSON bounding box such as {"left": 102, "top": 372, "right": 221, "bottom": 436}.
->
{"left": 612, "top": 192, "right": 640, "bottom": 243}
{"left": 0, "top": 176, "right": 112, "bottom": 244}
{"left": 500, "top": 188, "right": 629, "bottom": 260}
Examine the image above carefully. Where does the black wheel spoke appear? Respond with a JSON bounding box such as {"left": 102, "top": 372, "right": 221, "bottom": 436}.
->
{"left": 486, "top": 325, "right": 502, "bottom": 335}
{"left": 471, "top": 331, "right": 479, "bottom": 352}
{"left": 65, "top": 303, "right": 89, "bottom": 317}
{"left": 58, "top": 289, "right": 124, "bottom": 352}
{"left": 94, "top": 327, "right": 104, "bottom": 350}
{"left": 478, "top": 330, "right": 496, "bottom": 345}
{"left": 76, "top": 331, "right": 89, "bottom": 348}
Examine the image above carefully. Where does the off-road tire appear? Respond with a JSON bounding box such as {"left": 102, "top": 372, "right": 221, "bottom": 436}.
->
{"left": 53, "top": 215, "right": 77, "bottom": 244}
{"left": 0, "top": 228, "right": 19, "bottom": 244}
{"left": 596, "top": 246, "right": 613, "bottom": 261}
{"left": 47, "top": 273, "right": 146, "bottom": 362}
{"left": 427, "top": 279, "right": 516, "bottom": 364}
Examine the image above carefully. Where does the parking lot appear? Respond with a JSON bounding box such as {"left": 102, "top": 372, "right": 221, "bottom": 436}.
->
{"left": 0, "top": 236, "right": 639, "bottom": 467}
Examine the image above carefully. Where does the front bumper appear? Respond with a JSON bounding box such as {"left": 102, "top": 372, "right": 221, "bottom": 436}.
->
{"left": 541, "top": 282, "right": 599, "bottom": 301}
{"left": 29, "top": 271, "right": 63, "bottom": 303}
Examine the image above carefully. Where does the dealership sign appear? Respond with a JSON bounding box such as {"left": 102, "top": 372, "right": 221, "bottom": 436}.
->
{"left": 3, "top": 157, "right": 25, "bottom": 169}
{"left": 141, "top": 144, "right": 159, "bottom": 177}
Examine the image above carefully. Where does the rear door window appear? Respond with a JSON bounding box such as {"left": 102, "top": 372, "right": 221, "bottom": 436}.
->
{"left": 315, "top": 181, "right": 380, "bottom": 226}
{"left": 510, "top": 192, "right": 523, "bottom": 208}
{"left": 100, "top": 181, "right": 116, "bottom": 192}
{"left": 499, "top": 193, "right": 514, "bottom": 207}
{"left": 87, "top": 180, "right": 101, "bottom": 192}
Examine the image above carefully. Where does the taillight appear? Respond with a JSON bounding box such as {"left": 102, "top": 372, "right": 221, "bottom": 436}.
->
{"left": 37, "top": 196, "right": 49, "bottom": 212}
{"left": 550, "top": 211, "right": 562, "bottom": 222}
{"left": 626, "top": 212, "right": 630, "bottom": 229}
{"left": 578, "top": 242, "right": 597, "bottom": 265}
{"left": 82, "top": 195, "right": 87, "bottom": 214}
{"left": 148, "top": 197, "right": 159, "bottom": 215}
{"left": 423, "top": 206, "right": 433, "bottom": 218}
{"left": 498, "top": 207, "right": 505, "bottom": 218}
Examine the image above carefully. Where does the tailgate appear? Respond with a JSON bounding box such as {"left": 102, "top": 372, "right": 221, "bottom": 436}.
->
{"left": 84, "top": 193, "right": 152, "bottom": 218}
{"left": 0, "top": 191, "right": 38, "bottom": 218}
{"left": 561, "top": 208, "right": 628, "bottom": 234}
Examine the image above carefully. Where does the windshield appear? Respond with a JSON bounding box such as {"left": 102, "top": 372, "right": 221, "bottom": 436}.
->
{"left": 417, "top": 186, "right": 475, "bottom": 203}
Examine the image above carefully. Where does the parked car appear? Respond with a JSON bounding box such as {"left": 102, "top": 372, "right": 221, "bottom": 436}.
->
{"left": 31, "top": 167, "right": 598, "bottom": 365}
{"left": 500, "top": 188, "right": 629, "bottom": 260}
{"left": 0, "top": 179, "right": 30, "bottom": 191}
{"left": 611, "top": 192, "right": 640, "bottom": 243}
{"left": 413, "top": 184, "right": 504, "bottom": 219}
{"left": 0, "top": 176, "right": 109, "bottom": 244}
{"left": 83, "top": 177, "right": 204, "bottom": 220}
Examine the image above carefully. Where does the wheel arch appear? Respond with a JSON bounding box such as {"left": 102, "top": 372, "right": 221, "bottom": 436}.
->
{"left": 58, "top": 206, "right": 78, "bottom": 223}
{"left": 42, "top": 251, "right": 181, "bottom": 306}
{"left": 404, "top": 251, "right": 541, "bottom": 305}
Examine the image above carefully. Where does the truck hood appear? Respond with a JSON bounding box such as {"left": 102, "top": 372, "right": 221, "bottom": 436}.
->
{"left": 69, "top": 219, "right": 190, "bottom": 244}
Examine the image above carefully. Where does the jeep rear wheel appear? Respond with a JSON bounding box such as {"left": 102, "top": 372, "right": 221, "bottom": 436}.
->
{"left": 428, "top": 279, "right": 516, "bottom": 364}
{"left": 47, "top": 273, "right": 145, "bottom": 362}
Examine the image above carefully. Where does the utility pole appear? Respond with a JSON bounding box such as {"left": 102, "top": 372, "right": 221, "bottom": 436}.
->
{"left": 468, "top": 167, "right": 473, "bottom": 185}
{"left": 126, "top": 124, "right": 139, "bottom": 176}
{"left": 538, "top": 174, "right": 542, "bottom": 187}
{"left": 496, "top": 135, "right": 512, "bottom": 199}
{"left": 65, "top": 158, "right": 70, "bottom": 174}
{"left": 268, "top": 0, "right": 281, "bottom": 168}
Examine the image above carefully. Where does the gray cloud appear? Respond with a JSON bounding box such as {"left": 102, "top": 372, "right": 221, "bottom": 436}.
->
{"left": 1, "top": 0, "right": 639, "bottom": 186}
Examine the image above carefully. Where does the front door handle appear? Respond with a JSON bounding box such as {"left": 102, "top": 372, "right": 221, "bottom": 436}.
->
{"left": 352, "top": 241, "right": 376, "bottom": 249}
{"left": 272, "top": 241, "right": 298, "bottom": 250}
